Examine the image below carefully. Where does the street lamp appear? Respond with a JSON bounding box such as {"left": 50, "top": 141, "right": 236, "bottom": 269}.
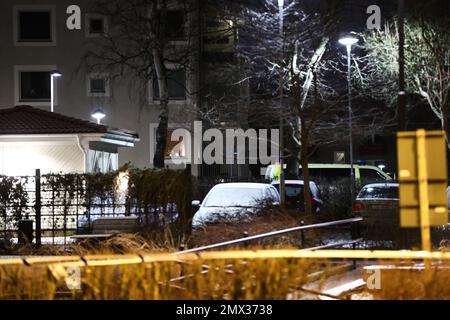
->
{"left": 338, "top": 35, "right": 358, "bottom": 202}
{"left": 278, "top": 0, "right": 286, "bottom": 207}
{"left": 91, "top": 108, "right": 106, "bottom": 124}
{"left": 50, "top": 70, "right": 62, "bottom": 113}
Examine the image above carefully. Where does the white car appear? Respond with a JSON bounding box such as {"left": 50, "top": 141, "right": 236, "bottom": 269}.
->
{"left": 191, "top": 183, "right": 280, "bottom": 228}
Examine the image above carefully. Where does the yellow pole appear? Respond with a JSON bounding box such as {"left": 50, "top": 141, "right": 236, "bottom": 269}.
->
{"left": 416, "top": 129, "right": 431, "bottom": 252}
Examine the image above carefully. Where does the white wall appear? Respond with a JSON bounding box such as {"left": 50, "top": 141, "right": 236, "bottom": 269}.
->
{"left": 0, "top": 142, "right": 84, "bottom": 175}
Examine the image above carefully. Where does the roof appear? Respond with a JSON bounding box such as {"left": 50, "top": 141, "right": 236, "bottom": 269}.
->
{"left": 213, "top": 183, "right": 272, "bottom": 189}
{"left": 271, "top": 180, "right": 318, "bottom": 186}
{"left": 0, "top": 105, "right": 108, "bottom": 135}
{"left": 361, "top": 183, "right": 399, "bottom": 188}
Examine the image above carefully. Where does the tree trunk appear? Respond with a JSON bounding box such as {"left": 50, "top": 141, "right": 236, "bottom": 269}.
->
{"left": 153, "top": 49, "right": 169, "bottom": 168}
{"left": 439, "top": 101, "right": 450, "bottom": 149}
{"left": 286, "top": 118, "right": 300, "bottom": 179}
{"left": 300, "top": 124, "right": 312, "bottom": 216}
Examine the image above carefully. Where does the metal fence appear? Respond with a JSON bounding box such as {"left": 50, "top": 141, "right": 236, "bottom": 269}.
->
{"left": 0, "top": 169, "right": 184, "bottom": 247}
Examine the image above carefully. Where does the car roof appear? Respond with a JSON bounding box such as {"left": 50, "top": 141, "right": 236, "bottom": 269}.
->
{"left": 213, "top": 183, "right": 272, "bottom": 189}
{"left": 361, "top": 183, "right": 399, "bottom": 188}
{"left": 271, "top": 180, "right": 317, "bottom": 185}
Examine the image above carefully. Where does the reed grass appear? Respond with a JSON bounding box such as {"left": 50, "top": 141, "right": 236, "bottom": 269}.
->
{"left": 0, "top": 257, "right": 326, "bottom": 300}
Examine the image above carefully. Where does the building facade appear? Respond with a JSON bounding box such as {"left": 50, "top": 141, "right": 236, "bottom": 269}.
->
{"left": 0, "top": 0, "right": 204, "bottom": 173}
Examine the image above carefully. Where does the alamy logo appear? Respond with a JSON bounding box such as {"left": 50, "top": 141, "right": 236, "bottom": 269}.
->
{"left": 366, "top": 5, "right": 381, "bottom": 30}
{"left": 66, "top": 4, "right": 381, "bottom": 31}
{"left": 66, "top": 266, "right": 81, "bottom": 290}
{"left": 151, "top": 121, "right": 280, "bottom": 166}
{"left": 366, "top": 268, "right": 381, "bottom": 290}
{"left": 66, "top": 5, "right": 81, "bottom": 30}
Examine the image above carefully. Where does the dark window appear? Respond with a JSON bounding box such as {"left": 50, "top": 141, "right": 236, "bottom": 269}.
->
{"left": 359, "top": 169, "right": 387, "bottom": 185}
{"left": 358, "top": 186, "right": 399, "bottom": 199}
{"left": 90, "top": 78, "right": 106, "bottom": 93}
{"left": 273, "top": 183, "right": 309, "bottom": 209}
{"left": 89, "top": 18, "right": 105, "bottom": 34}
{"left": 165, "top": 10, "right": 184, "bottom": 39}
{"left": 18, "top": 11, "right": 52, "bottom": 42}
{"left": 20, "top": 71, "right": 51, "bottom": 101}
{"left": 206, "top": 20, "right": 222, "bottom": 28}
{"left": 301, "top": 168, "right": 323, "bottom": 180}
{"left": 153, "top": 69, "right": 186, "bottom": 100}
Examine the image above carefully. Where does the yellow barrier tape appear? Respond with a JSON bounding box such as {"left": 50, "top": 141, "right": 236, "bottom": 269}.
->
{"left": 2, "top": 249, "right": 450, "bottom": 268}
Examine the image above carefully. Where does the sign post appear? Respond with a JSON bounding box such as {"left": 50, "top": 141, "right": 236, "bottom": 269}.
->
{"left": 397, "top": 130, "right": 448, "bottom": 252}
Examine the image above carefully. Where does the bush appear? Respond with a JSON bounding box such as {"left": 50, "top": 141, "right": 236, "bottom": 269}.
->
{"left": 318, "top": 178, "right": 353, "bottom": 220}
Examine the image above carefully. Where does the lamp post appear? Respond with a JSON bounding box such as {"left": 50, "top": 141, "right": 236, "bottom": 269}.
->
{"left": 50, "top": 70, "right": 62, "bottom": 113}
{"left": 91, "top": 108, "right": 106, "bottom": 124}
{"left": 278, "top": 0, "right": 286, "bottom": 207}
{"left": 338, "top": 36, "right": 358, "bottom": 202}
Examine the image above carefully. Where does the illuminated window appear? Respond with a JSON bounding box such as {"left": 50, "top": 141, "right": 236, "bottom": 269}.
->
{"left": 334, "top": 151, "right": 345, "bottom": 164}
{"left": 88, "top": 150, "right": 118, "bottom": 173}
{"left": 165, "top": 128, "right": 186, "bottom": 158}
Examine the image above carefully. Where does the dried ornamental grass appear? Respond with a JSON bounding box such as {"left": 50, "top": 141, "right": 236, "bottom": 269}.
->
{"left": 0, "top": 257, "right": 324, "bottom": 300}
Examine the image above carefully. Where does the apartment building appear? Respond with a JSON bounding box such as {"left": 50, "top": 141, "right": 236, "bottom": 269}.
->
{"left": 0, "top": 0, "right": 205, "bottom": 175}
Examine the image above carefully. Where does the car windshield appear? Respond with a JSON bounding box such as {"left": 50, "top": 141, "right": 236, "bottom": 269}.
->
{"left": 203, "top": 188, "right": 264, "bottom": 207}
{"left": 358, "top": 186, "right": 399, "bottom": 199}
{"left": 273, "top": 183, "right": 313, "bottom": 198}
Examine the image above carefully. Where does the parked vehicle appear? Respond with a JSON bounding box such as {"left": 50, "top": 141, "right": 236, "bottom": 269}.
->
{"left": 265, "top": 163, "right": 392, "bottom": 186}
{"left": 354, "top": 183, "right": 450, "bottom": 246}
{"left": 191, "top": 183, "right": 280, "bottom": 228}
{"left": 271, "top": 180, "right": 323, "bottom": 213}
{"left": 352, "top": 183, "right": 400, "bottom": 241}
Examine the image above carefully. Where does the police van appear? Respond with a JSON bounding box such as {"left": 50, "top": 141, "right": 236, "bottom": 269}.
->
{"left": 265, "top": 163, "right": 392, "bottom": 186}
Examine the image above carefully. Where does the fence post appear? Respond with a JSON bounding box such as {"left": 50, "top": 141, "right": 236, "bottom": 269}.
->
{"left": 300, "top": 220, "right": 305, "bottom": 247}
{"left": 35, "top": 169, "right": 41, "bottom": 247}
{"left": 242, "top": 231, "right": 249, "bottom": 248}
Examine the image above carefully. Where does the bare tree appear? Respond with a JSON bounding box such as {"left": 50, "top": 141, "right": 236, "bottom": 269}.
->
{"left": 361, "top": 18, "right": 450, "bottom": 146}
{"left": 81, "top": 0, "right": 199, "bottom": 167}
{"left": 235, "top": 1, "right": 348, "bottom": 214}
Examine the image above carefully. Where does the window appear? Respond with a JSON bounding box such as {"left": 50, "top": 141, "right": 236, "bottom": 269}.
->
{"left": 88, "top": 150, "right": 118, "bottom": 173}
{"left": 91, "top": 79, "right": 105, "bottom": 93}
{"left": 301, "top": 168, "right": 353, "bottom": 182}
{"left": 89, "top": 18, "right": 104, "bottom": 34}
{"left": 85, "top": 14, "right": 108, "bottom": 37}
{"left": 323, "top": 168, "right": 352, "bottom": 180}
{"left": 19, "top": 71, "right": 51, "bottom": 101}
{"left": 15, "top": 65, "right": 58, "bottom": 106}
{"left": 203, "top": 19, "right": 235, "bottom": 53}
{"left": 267, "top": 188, "right": 280, "bottom": 203}
{"left": 14, "top": 6, "right": 56, "bottom": 45}
{"left": 203, "top": 188, "right": 263, "bottom": 207}
{"left": 204, "top": 20, "right": 233, "bottom": 45}
{"left": 359, "top": 168, "right": 387, "bottom": 185}
{"left": 358, "top": 186, "right": 399, "bottom": 200}
{"left": 334, "top": 151, "right": 346, "bottom": 164}
{"left": 165, "top": 10, "right": 184, "bottom": 39}
{"left": 87, "top": 74, "right": 110, "bottom": 97}
{"left": 152, "top": 69, "right": 186, "bottom": 100}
